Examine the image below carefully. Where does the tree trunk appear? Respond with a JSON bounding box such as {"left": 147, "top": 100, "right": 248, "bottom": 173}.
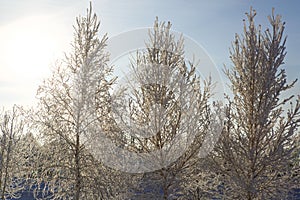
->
{"left": 2, "top": 126, "right": 13, "bottom": 200}
{"left": 0, "top": 134, "right": 6, "bottom": 199}
{"left": 74, "top": 131, "right": 81, "bottom": 200}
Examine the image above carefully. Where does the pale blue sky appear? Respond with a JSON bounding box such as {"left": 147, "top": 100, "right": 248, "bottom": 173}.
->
{"left": 0, "top": 0, "right": 299, "bottom": 108}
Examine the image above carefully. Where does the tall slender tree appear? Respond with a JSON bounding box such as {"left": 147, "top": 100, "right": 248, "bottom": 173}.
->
{"left": 112, "top": 18, "right": 212, "bottom": 199}
{"left": 210, "top": 8, "right": 300, "bottom": 199}
{"left": 34, "top": 3, "right": 123, "bottom": 199}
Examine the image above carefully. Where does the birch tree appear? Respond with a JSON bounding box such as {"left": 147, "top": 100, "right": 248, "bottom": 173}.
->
{"left": 0, "top": 105, "right": 26, "bottom": 199}
{"left": 112, "top": 18, "right": 212, "bottom": 199}
{"left": 34, "top": 4, "right": 123, "bottom": 199}
{"left": 210, "top": 8, "right": 300, "bottom": 199}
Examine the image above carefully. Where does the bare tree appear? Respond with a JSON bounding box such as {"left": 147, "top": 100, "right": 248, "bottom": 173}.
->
{"left": 111, "top": 18, "right": 212, "bottom": 199}
{"left": 0, "top": 105, "right": 27, "bottom": 199}
{"left": 33, "top": 3, "right": 124, "bottom": 199}
{"left": 210, "top": 8, "right": 300, "bottom": 199}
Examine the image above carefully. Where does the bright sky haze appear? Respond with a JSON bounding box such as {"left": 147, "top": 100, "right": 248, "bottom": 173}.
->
{"left": 0, "top": 0, "right": 299, "bottom": 108}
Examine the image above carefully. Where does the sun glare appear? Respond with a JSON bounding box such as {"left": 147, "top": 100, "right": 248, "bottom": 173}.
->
{"left": 0, "top": 15, "right": 69, "bottom": 107}
{"left": 7, "top": 26, "right": 54, "bottom": 77}
{"left": 0, "top": 16, "right": 65, "bottom": 80}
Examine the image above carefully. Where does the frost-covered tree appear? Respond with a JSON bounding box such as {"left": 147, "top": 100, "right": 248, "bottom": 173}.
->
{"left": 210, "top": 8, "right": 300, "bottom": 199}
{"left": 112, "top": 18, "right": 212, "bottom": 199}
{"left": 34, "top": 3, "right": 125, "bottom": 200}
{"left": 0, "top": 105, "right": 27, "bottom": 199}
{"left": 179, "top": 103, "right": 225, "bottom": 200}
